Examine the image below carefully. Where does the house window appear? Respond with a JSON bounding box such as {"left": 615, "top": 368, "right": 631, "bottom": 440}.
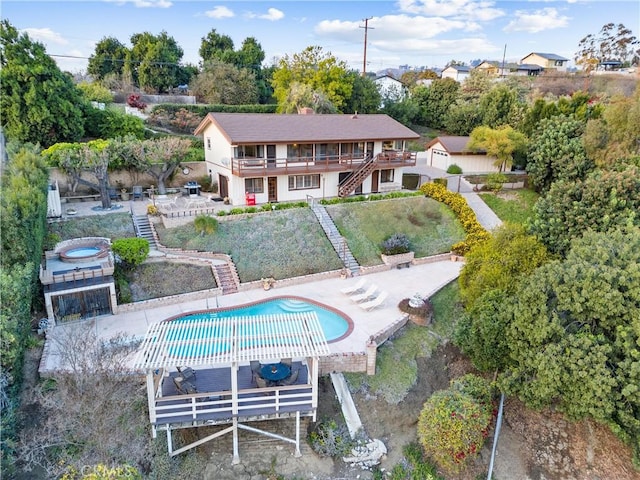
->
{"left": 380, "top": 169, "right": 394, "bottom": 183}
{"left": 287, "top": 143, "right": 313, "bottom": 160}
{"left": 382, "top": 140, "right": 394, "bottom": 151}
{"left": 244, "top": 178, "right": 264, "bottom": 194}
{"left": 206, "top": 138, "right": 211, "bottom": 150}
{"left": 235, "top": 145, "right": 264, "bottom": 158}
{"left": 288, "top": 174, "right": 320, "bottom": 190}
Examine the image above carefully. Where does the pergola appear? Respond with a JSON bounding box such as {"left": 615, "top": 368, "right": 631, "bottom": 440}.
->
{"left": 134, "top": 311, "right": 331, "bottom": 462}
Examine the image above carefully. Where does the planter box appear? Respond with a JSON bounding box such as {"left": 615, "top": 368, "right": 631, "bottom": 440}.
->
{"left": 381, "top": 251, "right": 414, "bottom": 267}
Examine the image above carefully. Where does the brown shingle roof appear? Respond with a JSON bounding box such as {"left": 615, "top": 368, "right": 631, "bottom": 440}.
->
{"left": 194, "top": 113, "right": 420, "bottom": 144}
{"left": 426, "top": 136, "right": 483, "bottom": 154}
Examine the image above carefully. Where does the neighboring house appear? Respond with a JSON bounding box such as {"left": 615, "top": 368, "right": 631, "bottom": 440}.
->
{"left": 374, "top": 75, "right": 408, "bottom": 104}
{"left": 515, "top": 64, "right": 544, "bottom": 76}
{"left": 520, "top": 52, "right": 569, "bottom": 73}
{"left": 194, "top": 112, "right": 420, "bottom": 206}
{"left": 425, "top": 136, "right": 499, "bottom": 173}
{"left": 475, "top": 60, "right": 520, "bottom": 77}
{"left": 440, "top": 65, "right": 471, "bottom": 82}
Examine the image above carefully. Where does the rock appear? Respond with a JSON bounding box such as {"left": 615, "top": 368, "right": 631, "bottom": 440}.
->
{"left": 342, "top": 438, "right": 387, "bottom": 468}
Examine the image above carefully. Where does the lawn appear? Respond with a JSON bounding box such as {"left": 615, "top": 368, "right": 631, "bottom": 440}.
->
{"left": 479, "top": 189, "right": 539, "bottom": 225}
{"left": 126, "top": 261, "right": 217, "bottom": 301}
{"left": 48, "top": 213, "right": 136, "bottom": 241}
{"left": 326, "top": 197, "right": 465, "bottom": 266}
{"left": 156, "top": 208, "right": 343, "bottom": 282}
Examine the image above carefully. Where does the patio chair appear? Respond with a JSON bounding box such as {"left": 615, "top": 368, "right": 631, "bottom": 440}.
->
{"left": 359, "top": 291, "right": 388, "bottom": 311}
{"left": 278, "top": 368, "right": 299, "bottom": 386}
{"left": 350, "top": 284, "right": 378, "bottom": 303}
{"left": 250, "top": 360, "right": 261, "bottom": 374}
{"left": 340, "top": 277, "right": 367, "bottom": 295}
{"left": 132, "top": 186, "right": 143, "bottom": 201}
{"left": 173, "top": 375, "right": 198, "bottom": 395}
{"left": 177, "top": 366, "right": 196, "bottom": 382}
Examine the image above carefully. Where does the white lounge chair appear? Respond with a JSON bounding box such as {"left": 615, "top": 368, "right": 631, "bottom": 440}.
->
{"left": 340, "top": 277, "right": 367, "bottom": 295}
{"left": 359, "top": 291, "right": 388, "bottom": 311}
{"left": 350, "top": 284, "right": 378, "bottom": 303}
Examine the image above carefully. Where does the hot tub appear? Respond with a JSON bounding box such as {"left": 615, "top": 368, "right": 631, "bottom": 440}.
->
{"left": 58, "top": 242, "right": 110, "bottom": 264}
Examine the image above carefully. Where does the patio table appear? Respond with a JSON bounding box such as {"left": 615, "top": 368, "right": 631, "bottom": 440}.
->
{"left": 260, "top": 363, "right": 291, "bottom": 382}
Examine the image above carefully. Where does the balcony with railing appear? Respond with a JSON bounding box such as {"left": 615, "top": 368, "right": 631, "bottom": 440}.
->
{"left": 230, "top": 151, "right": 416, "bottom": 177}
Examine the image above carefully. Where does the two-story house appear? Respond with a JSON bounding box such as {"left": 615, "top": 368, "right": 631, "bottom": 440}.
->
{"left": 520, "top": 52, "right": 569, "bottom": 73}
{"left": 440, "top": 65, "right": 471, "bottom": 82}
{"left": 194, "top": 112, "right": 420, "bottom": 205}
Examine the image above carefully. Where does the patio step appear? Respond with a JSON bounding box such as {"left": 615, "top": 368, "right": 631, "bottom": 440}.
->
{"left": 214, "top": 263, "right": 238, "bottom": 294}
{"left": 133, "top": 214, "right": 157, "bottom": 249}
{"left": 310, "top": 204, "right": 360, "bottom": 275}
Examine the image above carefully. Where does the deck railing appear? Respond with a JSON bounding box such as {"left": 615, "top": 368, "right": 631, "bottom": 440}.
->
{"left": 230, "top": 151, "right": 416, "bottom": 177}
{"left": 153, "top": 383, "right": 314, "bottom": 426}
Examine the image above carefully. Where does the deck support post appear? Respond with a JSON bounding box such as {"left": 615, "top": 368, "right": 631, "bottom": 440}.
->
{"left": 232, "top": 417, "right": 240, "bottom": 464}
{"left": 166, "top": 428, "right": 173, "bottom": 454}
{"left": 294, "top": 411, "right": 301, "bottom": 457}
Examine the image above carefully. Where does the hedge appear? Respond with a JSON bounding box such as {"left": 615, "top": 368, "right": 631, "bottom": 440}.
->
{"left": 150, "top": 103, "right": 278, "bottom": 116}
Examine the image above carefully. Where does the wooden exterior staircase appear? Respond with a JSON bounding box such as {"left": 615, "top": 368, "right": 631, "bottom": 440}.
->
{"left": 338, "top": 153, "right": 376, "bottom": 198}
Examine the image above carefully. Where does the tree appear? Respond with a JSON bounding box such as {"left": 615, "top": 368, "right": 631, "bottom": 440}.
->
{"left": 128, "top": 31, "right": 184, "bottom": 93}
{"left": 77, "top": 82, "right": 113, "bottom": 104}
{"left": 111, "top": 238, "right": 149, "bottom": 270}
{"left": 499, "top": 228, "right": 640, "bottom": 460}
{"left": 199, "top": 28, "right": 234, "bottom": 64}
{"left": 342, "top": 72, "right": 381, "bottom": 114}
{"left": 271, "top": 46, "right": 353, "bottom": 112}
{"left": 279, "top": 82, "right": 337, "bottom": 113}
{"left": 131, "top": 137, "right": 192, "bottom": 194}
{"left": 583, "top": 85, "right": 640, "bottom": 166}
{"left": 412, "top": 78, "right": 460, "bottom": 128}
{"left": 459, "top": 69, "right": 493, "bottom": 102}
{"left": 467, "top": 125, "right": 528, "bottom": 172}
{"left": 380, "top": 96, "right": 420, "bottom": 127}
{"left": 458, "top": 223, "right": 549, "bottom": 308}
{"left": 528, "top": 164, "right": 640, "bottom": 256}
{"left": 478, "top": 84, "right": 526, "bottom": 129}
{"left": 575, "top": 23, "right": 640, "bottom": 73}
{"left": 190, "top": 60, "right": 259, "bottom": 105}
{"left": 87, "top": 36, "right": 128, "bottom": 80}
{"left": 526, "top": 115, "right": 594, "bottom": 192}
{"left": 0, "top": 20, "right": 85, "bottom": 147}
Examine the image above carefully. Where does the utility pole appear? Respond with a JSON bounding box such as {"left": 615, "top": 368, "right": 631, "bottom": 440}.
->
{"left": 360, "top": 17, "right": 374, "bottom": 77}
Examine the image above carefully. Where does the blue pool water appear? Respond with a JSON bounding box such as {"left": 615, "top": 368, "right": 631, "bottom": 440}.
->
{"left": 171, "top": 298, "right": 350, "bottom": 343}
{"left": 65, "top": 247, "right": 101, "bottom": 258}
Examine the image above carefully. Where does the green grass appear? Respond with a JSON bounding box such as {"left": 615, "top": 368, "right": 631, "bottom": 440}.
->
{"left": 345, "top": 323, "right": 439, "bottom": 404}
{"left": 326, "top": 197, "right": 465, "bottom": 266}
{"left": 126, "top": 262, "right": 217, "bottom": 301}
{"left": 48, "top": 213, "right": 136, "bottom": 240}
{"left": 479, "top": 189, "right": 539, "bottom": 225}
{"left": 430, "top": 280, "right": 464, "bottom": 340}
{"left": 156, "top": 208, "right": 343, "bottom": 282}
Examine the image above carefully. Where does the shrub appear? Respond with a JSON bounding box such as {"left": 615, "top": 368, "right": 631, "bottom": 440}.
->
{"left": 147, "top": 205, "right": 159, "bottom": 216}
{"left": 447, "top": 164, "right": 463, "bottom": 174}
{"left": 127, "top": 94, "right": 147, "bottom": 111}
{"left": 380, "top": 233, "right": 411, "bottom": 255}
{"left": 112, "top": 238, "right": 149, "bottom": 270}
{"left": 433, "top": 177, "right": 448, "bottom": 187}
{"left": 308, "top": 419, "right": 356, "bottom": 457}
{"left": 193, "top": 215, "right": 218, "bottom": 236}
{"left": 485, "top": 172, "right": 508, "bottom": 194}
{"left": 417, "top": 385, "right": 491, "bottom": 474}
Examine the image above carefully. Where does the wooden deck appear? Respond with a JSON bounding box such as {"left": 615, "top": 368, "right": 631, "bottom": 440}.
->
{"left": 154, "top": 363, "right": 313, "bottom": 429}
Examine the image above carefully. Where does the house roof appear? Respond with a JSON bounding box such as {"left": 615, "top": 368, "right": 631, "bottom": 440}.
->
{"left": 444, "top": 65, "right": 471, "bottom": 72}
{"left": 194, "top": 113, "right": 420, "bottom": 144}
{"left": 426, "top": 136, "right": 485, "bottom": 154}
{"left": 517, "top": 64, "right": 544, "bottom": 71}
{"left": 134, "top": 312, "right": 331, "bottom": 370}
{"left": 524, "top": 52, "right": 569, "bottom": 62}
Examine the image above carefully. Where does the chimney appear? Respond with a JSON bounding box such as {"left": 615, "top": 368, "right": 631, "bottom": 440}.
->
{"left": 351, "top": 111, "right": 358, "bottom": 119}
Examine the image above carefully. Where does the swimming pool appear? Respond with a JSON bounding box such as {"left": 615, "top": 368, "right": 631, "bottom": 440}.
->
{"left": 167, "top": 296, "right": 353, "bottom": 343}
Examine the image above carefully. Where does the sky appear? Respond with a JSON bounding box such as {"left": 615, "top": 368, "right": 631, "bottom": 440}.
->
{"left": 2, "top": 0, "right": 639, "bottom": 74}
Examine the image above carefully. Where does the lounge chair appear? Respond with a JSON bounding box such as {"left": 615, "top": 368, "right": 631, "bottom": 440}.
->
{"left": 359, "top": 291, "right": 388, "bottom": 311}
{"left": 340, "top": 278, "right": 367, "bottom": 295}
{"left": 350, "top": 284, "right": 378, "bottom": 303}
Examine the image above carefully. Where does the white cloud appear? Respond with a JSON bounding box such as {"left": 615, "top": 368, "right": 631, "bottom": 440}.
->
{"left": 504, "top": 8, "right": 569, "bottom": 33}
{"left": 21, "top": 28, "right": 68, "bottom": 45}
{"left": 397, "top": 0, "right": 504, "bottom": 21}
{"left": 104, "top": 0, "right": 172, "bottom": 8}
{"left": 260, "top": 8, "right": 284, "bottom": 21}
{"left": 204, "top": 5, "right": 234, "bottom": 19}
